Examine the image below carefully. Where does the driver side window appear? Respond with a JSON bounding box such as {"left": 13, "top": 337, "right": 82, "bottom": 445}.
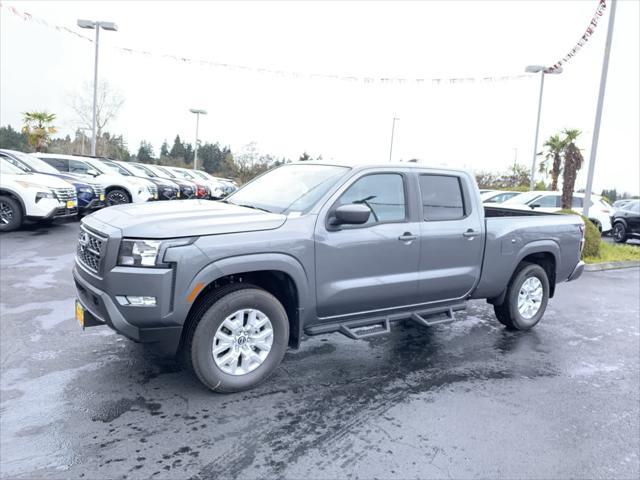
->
{"left": 69, "top": 160, "right": 90, "bottom": 174}
{"left": 335, "top": 173, "right": 406, "bottom": 226}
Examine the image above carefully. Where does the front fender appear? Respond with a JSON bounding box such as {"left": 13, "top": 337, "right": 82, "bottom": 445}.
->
{"left": 184, "top": 253, "right": 312, "bottom": 340}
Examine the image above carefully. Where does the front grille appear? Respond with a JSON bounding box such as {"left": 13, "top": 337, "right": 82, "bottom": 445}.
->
{"left": 76, "top": 227, "right": 107, "bottom": 274}
{"left": 91, "top": 184, "right": 105, "bottom": 197}
{"left": 181, "top": 187, "right": 194, "bottom": 199}
{"left": 52, "top": 187, "right": 78, "bottom": 202}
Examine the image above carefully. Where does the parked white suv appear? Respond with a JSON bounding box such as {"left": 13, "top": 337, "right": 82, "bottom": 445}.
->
{"left": 0, "top": 157, "right": 78, "bottom": 232}
{"left": 35, "top": 154, "right": 157, "bottom": 206}
{"left": 497, "top": 191, "right": 613, "bottom": 232}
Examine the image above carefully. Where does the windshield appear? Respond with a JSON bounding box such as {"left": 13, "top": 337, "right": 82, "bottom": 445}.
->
{"left": 502, "top": 191, "right": 544, "bottom": 205}
{"left": 102, "top": 161, "right": 132, "bottom": 176}
{"left": 127, "top": 164, "right": 153, "bottom": 177}
{"left": 12, "top": 152, "right": 60, "bottom": 174}
{"left": 155, "top": 166, "right": 177, "bottom": 179}
{"left": 0, "top": 158, "right": 27, "bottom": 174}
{"left": 132, "top": 164, "right": 157, "bottom": 177}
{"left": 227, "top": 164, "right": 349, "bottom": 214}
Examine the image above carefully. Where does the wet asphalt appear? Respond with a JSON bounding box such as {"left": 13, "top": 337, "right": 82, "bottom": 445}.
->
{"left": 1, "top": 221, "right": 639, "bottom": 480}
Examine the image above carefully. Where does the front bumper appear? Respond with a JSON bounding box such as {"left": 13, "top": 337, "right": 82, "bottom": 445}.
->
{"left": 73, "top": 263, "right": 182, "bottom": 355}
{"left": 567, "top": 260, "right": 585, "bottom": 282}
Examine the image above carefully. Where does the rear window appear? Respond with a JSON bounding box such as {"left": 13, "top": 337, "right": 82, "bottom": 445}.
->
{"left": 419, "top": 174, "right": 466, "bottom": 221}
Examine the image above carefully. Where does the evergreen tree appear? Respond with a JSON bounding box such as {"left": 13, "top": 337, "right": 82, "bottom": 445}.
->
{"left": 169, "top": 135, "right": 185, "bottom": 159}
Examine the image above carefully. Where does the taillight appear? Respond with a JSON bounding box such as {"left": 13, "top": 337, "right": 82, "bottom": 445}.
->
{"left": 578, "top": 224, "right": 585, "bottom": 252}
{"left": 601, "top": 209, "right": 610, "bottom": 214}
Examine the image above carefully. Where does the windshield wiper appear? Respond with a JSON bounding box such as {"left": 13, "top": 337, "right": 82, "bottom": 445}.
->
{"left": 233, "top": 202, "right": 272, "bottom": 213}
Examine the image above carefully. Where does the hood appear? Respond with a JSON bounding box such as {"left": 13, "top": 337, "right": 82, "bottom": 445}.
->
{"left": 7, "top": 171, "right": 76, "bottom": 189}
{"left": 88, "top": 199, "right": 287, "bottom": 238}
{"left": 145, "top": 177, "right": 179, "bottom": 189}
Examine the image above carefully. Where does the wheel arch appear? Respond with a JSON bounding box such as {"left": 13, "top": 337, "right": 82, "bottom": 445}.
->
{"left": 180, "top": 254, "right": 311, "bottom": 351}
{"left": 0, "top": 188, "right": 26, "bottom": 215}
{"left": 105, "top": 185, "right": 132, "bottom": 201}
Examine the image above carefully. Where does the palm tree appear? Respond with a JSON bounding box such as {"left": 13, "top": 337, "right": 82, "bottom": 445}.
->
{"left": 539, "top": 134, "right": 566, "bottom": 191}
{"left": 560, "top": 129, "right": 584, "bottom": 209}
{"left": 21, "top": 111, "right": 57, "bottom": 152}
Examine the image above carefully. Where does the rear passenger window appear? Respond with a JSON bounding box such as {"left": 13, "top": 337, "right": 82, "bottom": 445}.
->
{"left": 571, "top": 197, "right": 583, "bottom": 208}
{"left": 419, "top": 175, "right": 465, "bottom": 221}
{"left": 336, "top": 173, "right": 406, "bottom": 225}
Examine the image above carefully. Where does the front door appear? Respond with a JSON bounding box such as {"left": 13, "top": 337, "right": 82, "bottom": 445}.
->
{"left": 314, "top": 172, "right": 420, "bottom": 319}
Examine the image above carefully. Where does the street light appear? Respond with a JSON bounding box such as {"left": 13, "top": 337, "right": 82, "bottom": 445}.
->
{"left": 389, "top": 117, "right": 399, "bottom": 162}
{"left": 189, "top": 109, "right": 207, "bottom": 170}
{"left": 77, "top": 19, "right": 118, "bottom": 156}
{"left": 525, "top": 64, "right": 562, "bottom": 190}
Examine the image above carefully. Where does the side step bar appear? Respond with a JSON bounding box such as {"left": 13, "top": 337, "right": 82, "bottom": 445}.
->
{"left": 305, "top": 303, "right": 467, "bottom": 339}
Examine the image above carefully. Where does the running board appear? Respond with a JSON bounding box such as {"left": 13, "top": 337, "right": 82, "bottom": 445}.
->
{"left": 305, "top": 303, "right": 467, "bottom": 339}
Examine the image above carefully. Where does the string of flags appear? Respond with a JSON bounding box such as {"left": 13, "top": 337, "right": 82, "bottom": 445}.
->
{"left": 544, "top": 0, "right": 607, "bottom": 73}
{"left": 1, "top": 0, "right": 606, "bottom": 84}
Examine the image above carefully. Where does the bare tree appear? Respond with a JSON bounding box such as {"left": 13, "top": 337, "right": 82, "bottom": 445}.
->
{"left": 69, "top": 81, "right": 124, "bottom": 156}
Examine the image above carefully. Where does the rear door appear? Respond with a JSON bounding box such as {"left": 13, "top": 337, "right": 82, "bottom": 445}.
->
{"left": 314, "top": 171, "right": 421, "bottom": 319}
{"left": 416, "top": 173, "right": 484, "bottom": 302}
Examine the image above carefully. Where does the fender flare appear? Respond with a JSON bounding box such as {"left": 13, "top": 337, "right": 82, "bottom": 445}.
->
{"left": 488, "top": 240, "right": 560, "bottom": 306}
{"left": 186, "top": 253, "right": 312, "bottom": 343}
{"left": 612, "top": 218, "right": 628, "bottom": 229}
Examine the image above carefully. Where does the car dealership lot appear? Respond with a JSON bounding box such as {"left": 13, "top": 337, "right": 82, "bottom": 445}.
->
{"left": 1, "top": 222, "right": 639, "bottom": 479}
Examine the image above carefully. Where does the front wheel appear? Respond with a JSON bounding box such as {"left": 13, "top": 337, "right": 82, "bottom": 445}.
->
{"left": 105, "top": 188, "right": 131, "bottom": 206}
{"left": 186, "top": 285, "right": 289, "bottom": 393}
{"left": 612, "top": 222, "right": 628, "bottom": 243}
{"left": 494, "top": 262, "right": 549, "bottom": 330}
{"left": 0, "top": 196, "right": 23, "bottom": 232}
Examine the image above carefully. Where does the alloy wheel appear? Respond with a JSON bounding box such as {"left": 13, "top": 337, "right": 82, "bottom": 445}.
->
{"left": 212, "top": 309, "right": 274, "bottom": 375}
{"left": 106, "top": 191, "right": 128, "bottom": 206}
{"left": 0, "top": 201, "right": 13, "bottom": 225}
{"left": 517, "top": 277, "right": 543, "bottom": 319}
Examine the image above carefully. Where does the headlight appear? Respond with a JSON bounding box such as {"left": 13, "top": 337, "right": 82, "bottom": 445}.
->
{"left": 78, "top": 187, "right": 94, "bottom": 194}
{"left": 118, "top": 239, "right": 162, "bottom": 267}
{"left": 117, "top": 238, "right": 196, "bottom": 267}
{"left": 35, "top": 191, "right": 55, "bottom": 202}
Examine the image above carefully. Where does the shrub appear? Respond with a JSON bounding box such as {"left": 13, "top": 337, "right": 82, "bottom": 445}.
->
{"left": 558, "top": 209, "right": 600, "bottom": 258}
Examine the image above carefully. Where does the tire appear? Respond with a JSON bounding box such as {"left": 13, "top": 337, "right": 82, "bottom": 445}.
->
{"left": 185, "top": 284, "right": 289, "bottom": 393}
{"left": 105, "top": 188, "right": 131, "bottom": 206}
{"left": 494, "top": 262, "right": 549, "bottom": 330}
{"left": 0, "top": 196, "right": 23, "bottom": 232}
{"left": 612, "top": 222, "right": 628, "bottom": 244}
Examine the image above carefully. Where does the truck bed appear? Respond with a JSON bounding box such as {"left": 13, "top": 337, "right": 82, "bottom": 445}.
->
{"left": 471, "top": 207, "right": 584, "bottom": 301}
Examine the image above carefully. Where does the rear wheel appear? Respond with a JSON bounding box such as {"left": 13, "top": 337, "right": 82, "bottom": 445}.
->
{"left": 0, "top": 196, "right": 22, "bottom": 232}
{"left": 494, "top": 262, "right": 549, "bottom": 330}
{"left": 185, "top": 284, "right": 289, "bottom": 393}
{"left": 105, "top": 188, "right": 131, "bottom": 206}
{"left": 612, "top": 222, "right": 628, "bottom": 243}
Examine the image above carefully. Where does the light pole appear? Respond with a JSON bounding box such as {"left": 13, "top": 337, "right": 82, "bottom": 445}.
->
{"left": 77, "top": 19, "right": 118, "bottom": 156}
{"left": 525, "top": 64, "right": 562, "bottom": 190}
{"left": 189, "top": 109, "right": 207, "bottom": 170}
{"left": 583, "top": 0, "right": 617, "bottom": 217}
{"left": 389, "top": 117, "right": 399, "bottom": 162}
{"left": 78, "top": 127, "right": 90, "bottom": 155}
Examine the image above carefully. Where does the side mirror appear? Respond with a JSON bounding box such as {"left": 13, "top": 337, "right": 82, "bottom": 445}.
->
{"left": 331, "top": 204, "right": 371, "bottom": 226}
{"left": 87, "top": 168, "right": 99, "bottom": 177}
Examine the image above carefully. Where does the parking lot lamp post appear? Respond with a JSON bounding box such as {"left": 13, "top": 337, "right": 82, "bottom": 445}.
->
{"left": 525, "top": 65, "right": 562, "bottom": 190}
{"left": 189, "top": 109, "right": 207, "bottom": 170}
{"left": 77, "top": 19, "right": 118, "bottom": 157}
{"left": 389, "top": 117, "right": 399, "bottom": 162}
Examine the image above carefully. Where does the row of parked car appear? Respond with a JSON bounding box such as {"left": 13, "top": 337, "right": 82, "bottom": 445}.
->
{"left": 480, "top": 188, "right": 640, "bottom": 243}
{"left": 0, "top": 149, "right": 238, "bottom": 232}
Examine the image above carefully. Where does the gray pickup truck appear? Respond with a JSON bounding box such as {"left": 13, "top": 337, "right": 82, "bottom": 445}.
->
{"left": 73, "top": 162, "right": 585, "bottom": 392}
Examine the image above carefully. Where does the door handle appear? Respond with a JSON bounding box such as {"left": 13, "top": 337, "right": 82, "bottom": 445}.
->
{"left": 398, "top": 232, "right": 417, "bottom": 242}
{"left": 462, "top": 229, "right": 480, "bottom": 238}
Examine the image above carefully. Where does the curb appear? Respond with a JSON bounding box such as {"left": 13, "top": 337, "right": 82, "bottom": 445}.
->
{"left": 585, "top": 260, "right": 640, "bottom": 272}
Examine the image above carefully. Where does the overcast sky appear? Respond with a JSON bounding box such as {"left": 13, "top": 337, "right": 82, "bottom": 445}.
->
{"left": 1, "top": 0, "right": 638, "bottom": 193}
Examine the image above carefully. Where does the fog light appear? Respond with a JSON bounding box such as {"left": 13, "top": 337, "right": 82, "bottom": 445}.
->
{"left": 116, "top": 295, "right": 157, "bottom": 307}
